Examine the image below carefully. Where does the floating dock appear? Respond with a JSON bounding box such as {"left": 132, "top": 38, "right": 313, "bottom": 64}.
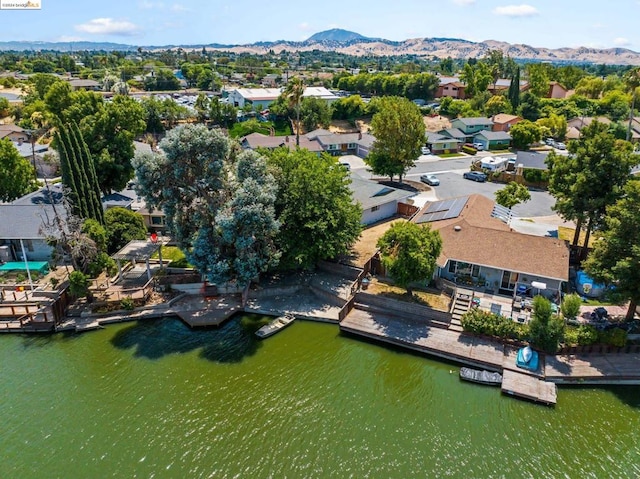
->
{"left": 501, "top": 370, "right": 557, "bottom": 406}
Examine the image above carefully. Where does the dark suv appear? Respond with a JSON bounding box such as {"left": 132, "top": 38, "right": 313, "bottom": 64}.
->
{"left": 463, "top": 171, "right": 487, "bottom": 182}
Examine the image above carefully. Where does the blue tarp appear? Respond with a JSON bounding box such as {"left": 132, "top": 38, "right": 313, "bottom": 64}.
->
{"left": 0, "top": 261, "right": 49, "bottom": 274}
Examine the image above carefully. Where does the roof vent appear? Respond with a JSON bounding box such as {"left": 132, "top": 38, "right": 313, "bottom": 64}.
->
{"left": 454, "top": 225, "right": 462, "bottom": 232}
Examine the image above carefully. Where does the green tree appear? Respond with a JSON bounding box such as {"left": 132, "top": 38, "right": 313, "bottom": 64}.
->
{"left": 526, "top": 63, "right": 550, "bottom": 97}
{"left": 583, "top": 181, "right": 640, "bottom": 320}
{"left": 598, "top": 90, "right": 630, "bottom": 121}
{"left": 104, "top": 207, "right": 147, "bottom": 254}
{"left": 536, "top": 113, "right": 567, "bottom": 140}
{"left": 0, "top": 97, "right": 11, "bottom": 117}
{"left": 495, "top": 182, "right": 531, "bottom": 209}
{"left": 283, "top": 77, "right": 305, "bottom": 146}
{"left": 574, "top": 76, "right": 605, "bottom": 99}
{"left": 518, "top": 91, "right": 541, "bottom": 121}
{"left": 265, "top": 148, "right": 361, "bottom": 270}
{"left": 377, "top": 222, "right": 443, "bottom": 295}
{"left": 133, "top": 124, "right": 281, "bottom": 285}
{"left": 508, "top": 67, "right": 521, "bottom": 110}
{"left": 68, "top": 270, "right": 90, "bottom": 300}
{"left": 509, "top": 120, "right": 542, "bottom": 149}
{"left": 528, "top": 295, "right": 564, "bottom": 353}
{"left": 331, "top": 95, "right": 367, "bottom": 120}
{"left": 367, "top": 96, "right": 425, "bottom": 182}
{"left": 460, "top": 61, "right": 492, "bottom": 98}
{"left": 299, "top": 96, "right": 331, "bottom": 132}
{"left": 0, "top": 138, "right": 37, "bottom": 202}
{"left": 485, "top": 95, "right": 510, "bottom": 116}
{"left": 560, "top": 293, "right": 582, "bottom": 321}
{"left": 546, "top": 121, "right": 638, "bottom": 249}
{"left": 624, "top": 67, "right": 640, "bottom": 141}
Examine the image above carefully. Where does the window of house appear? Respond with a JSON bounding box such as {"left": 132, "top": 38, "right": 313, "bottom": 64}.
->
{"left": 151, "top": 216, "right": 164, "bottom": 225}
{"left": 347, "top": 143, "right": 356, "bottom": 149}
{"left": 371, "top": 205, "right": 380, "bottom": 212}
{"left": 25, "top": 240, "right": 33, "bottom": 252}
{"left": 448, "top": 261, "right": 457, "bottom": 273}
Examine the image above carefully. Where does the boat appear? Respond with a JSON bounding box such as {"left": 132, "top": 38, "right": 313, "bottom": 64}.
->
{"left": 516, "top": 346, "right": 539, "bottom": 372}
{"left": 255, "top": 313, "right": 295, "bottom": 338}
{"left": 459, "top": 367, "right": 503, "bottom": 386}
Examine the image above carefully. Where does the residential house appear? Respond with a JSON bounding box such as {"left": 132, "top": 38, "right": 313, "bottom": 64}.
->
{"left": 261, "top": 73, "right": 281, "bottom": 87}
{"left": 436, "top": 76, "right": 466, "bottom": 99}
{"left": 240, "top": 132, "right": 324, "bottom": 154}
{"left": 412, "top": 194, "right": 569, "bottom": 297}
{"left": 0, "top": 184, "right": 67, "bottom": 262}
{"left": 491, "top": 114, "right": 522, "bottom": 132}
{"left": 227, "top": 86, "right": 338, "bottom": 110}
{"left": 450, "top": 117, "right": 494, "bottom": 141}
{"left": 67, "top": 78, "right": 101, "bottom": 91}
{"left": 426, "top": 132, "right": 461, "bottom": 154}
{"left": 514, "top": 151, "right": 549, "bottom": 171}
{"left": 0, "top": 124, "right": 28, "bottom": 142}
{"left": 13, "top": 141, "right": 57, "bottom": 177}
{"left": 438, "top": 128, "right": 466, "bottom": 143}
{"left": 487, "top": 79, "right": 529, "bottom": 95}
{"left": 547, "top": 81, "right": 569, "bottom": 99}
{"left": 567, "top": 116, "right": 611, "bottom": 131}
{"left": 473, "top": 130, "right": 511, "bottom": 150}
{"left": 349, "top": 177, "right": 415, "bottom": 225}
{"left": 306, "top": 130, "right": 375, "bottom": 158}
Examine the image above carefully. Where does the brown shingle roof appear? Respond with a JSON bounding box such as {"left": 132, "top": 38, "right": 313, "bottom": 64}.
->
{"left": 415, "top": 194, "right": 569, "bottom": 281}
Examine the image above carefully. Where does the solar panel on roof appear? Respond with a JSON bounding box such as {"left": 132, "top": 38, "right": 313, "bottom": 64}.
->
{"left": 444, "top": 197, "right": 468, "bottom": 220}
{"left": 420, "top": 196, "right": 469, "bottom": 222}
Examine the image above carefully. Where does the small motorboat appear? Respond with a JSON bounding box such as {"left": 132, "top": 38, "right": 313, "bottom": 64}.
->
{"left": 255, "top": 313, "right": 295, "bottom": 339}
{"left": 459, "top": 367, "right": 503, "bottom": 386}
{"left": 516, "top": 346, "right": 539, "bottom": 372}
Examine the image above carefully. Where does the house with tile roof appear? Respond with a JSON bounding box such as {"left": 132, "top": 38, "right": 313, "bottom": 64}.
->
{"left": 0, "top": 124, "right": 28, "bottom": 142}
{"left": 491, "top": 114, "right": 522, "bottom": 132}
{"left": 412, "top": 194, "right": 569, "bottom": 298}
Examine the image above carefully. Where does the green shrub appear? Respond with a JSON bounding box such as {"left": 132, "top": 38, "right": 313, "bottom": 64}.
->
{"left": 563, "top": 324, "right": 599, "bottom": 346}
{"left": 461, "top": 308, "right": 527, "bottom": 340}
{"left": 560, "top": 294, "right": 583, "bottom": 320}
{"left": 120, "top": 296, "right": 135, "bottom": 311}
{"left": 598, "top": 328, "right": 627, "bottom": 348}
{"left": 462, "top": 145, "right": 477, "bottom": 155}
{"left": 15, "top": 273, "right": 26, "bottom": 283}
{"left": 522, "top": 168, "right": 549, "bottom": 184}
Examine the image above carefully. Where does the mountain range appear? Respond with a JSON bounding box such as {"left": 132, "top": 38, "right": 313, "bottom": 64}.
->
{"left": 2, "top": 29, "right": 640, "bottom": 65}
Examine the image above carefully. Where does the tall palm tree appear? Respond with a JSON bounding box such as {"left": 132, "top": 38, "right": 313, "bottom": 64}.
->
{"left": 625, "top": 67, "right": 640, "bottom": 142}
{"left": 284, "top": 77, "right": 305, "bottom": 146}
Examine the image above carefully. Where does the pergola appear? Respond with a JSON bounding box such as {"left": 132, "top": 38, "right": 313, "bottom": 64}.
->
{"left": 111, "top": 240, "right": 161, "bottom": 282}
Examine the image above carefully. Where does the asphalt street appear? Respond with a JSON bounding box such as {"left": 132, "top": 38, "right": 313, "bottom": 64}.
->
{"left": 350, "top": 153, "right": 558, "bottom": 218}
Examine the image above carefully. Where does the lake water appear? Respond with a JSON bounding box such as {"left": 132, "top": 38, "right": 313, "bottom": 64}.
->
{"left": 1, "top": 316, "right": 639, "bottom": 478}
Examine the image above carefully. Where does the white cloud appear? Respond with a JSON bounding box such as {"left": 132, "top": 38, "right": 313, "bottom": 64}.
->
{"left": 298, "top": 22, "right": 313, "bottom": 32}
{"left": 613, "top": 37, "right": 631, "bottom": 47}
{"left": 493, "top": 4, "right": 539, "bottom": 17}
{"left": 75, "top": 18, "right": 141, "bottom": 36}
{"left": 451, "top": 0, "right": 475, "bottom": 5}
{"left": 139, "top": 1, "right": 164, "bottom": 9}
{"left": 171, "top": 3, "right": 190, "bottom": 12}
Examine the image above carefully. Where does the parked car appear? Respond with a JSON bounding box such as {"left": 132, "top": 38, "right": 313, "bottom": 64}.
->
{"left": 420, "top": 174, "right": 440, "bottom": 186}
{"left": 472, "top": 142, "right": 484, "bottom": 151}
{"left": 339, "top": 161, "right": 351, "bottom": 171}
{"left": 421, "top": 146, "right": 431, "bottom": 155}
{"left": 555, "top": 142, "right": 566, "bottom": 150}
{"left": 463, "top": 171, "right": 487, "bottom": 182}
{"left": 545, "top": 138, "right": 555, "bottom": 146}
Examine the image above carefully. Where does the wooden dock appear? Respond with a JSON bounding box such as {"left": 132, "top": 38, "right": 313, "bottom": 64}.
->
{"left": 171, "top": 295, "right": 243, "bottom": 328}
{"left": 501, "top": 370, "right": 557, "bottom": 406}
{"left": 340, "top": 308, "right": 562, "bottom": 404}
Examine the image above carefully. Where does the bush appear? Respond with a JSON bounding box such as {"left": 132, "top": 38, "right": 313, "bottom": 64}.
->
{"left": 560, "top": 294, "right": 582, "bottom": 320}
{"left": 15, "top": 273, "right": 26, "bottom": 283}
{"left": 120, "top": 296, "right": 135, "bottom": 311}
{"left": 522, "top": 168, "right": 549, "bottom": 184}
{"left": 461, "top": 308, "right": 528, "bottom": 340}
{"left": 462, "top": 145, "right": 477, "bottom": 155}
{"left": 563, "top": 324, "right": 599, "bottom": 346}
{"left": 598, "top": 328, "right": 627, "bottom": 348}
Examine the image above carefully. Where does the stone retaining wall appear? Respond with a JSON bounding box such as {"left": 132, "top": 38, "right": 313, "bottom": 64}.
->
{"left": 355, "top": 292, "right": 451, "bottom": 324}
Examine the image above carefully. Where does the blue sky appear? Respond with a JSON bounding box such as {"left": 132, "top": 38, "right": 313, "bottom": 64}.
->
{"left": 1, "top": 0, "right": 640, "bottom": 52}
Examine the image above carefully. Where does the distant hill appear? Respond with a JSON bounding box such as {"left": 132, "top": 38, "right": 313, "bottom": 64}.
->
{"left": 2, "top": 31, "right": 640, "bottom": 65}
{"left": 306, "top": 29, "right": 368, "bottom": 43}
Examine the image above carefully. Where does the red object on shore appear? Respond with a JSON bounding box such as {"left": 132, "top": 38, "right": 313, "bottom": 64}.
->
{"left": 150, "top": 233, "right": 158, "bottom": 243}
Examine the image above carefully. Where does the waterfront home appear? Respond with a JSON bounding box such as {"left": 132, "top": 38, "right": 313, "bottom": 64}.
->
{"left": 0, "top": 184, "right": 67, "bottom": 262}
{"left": 413, "top": 194, "right": 569, "bottom": 299}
